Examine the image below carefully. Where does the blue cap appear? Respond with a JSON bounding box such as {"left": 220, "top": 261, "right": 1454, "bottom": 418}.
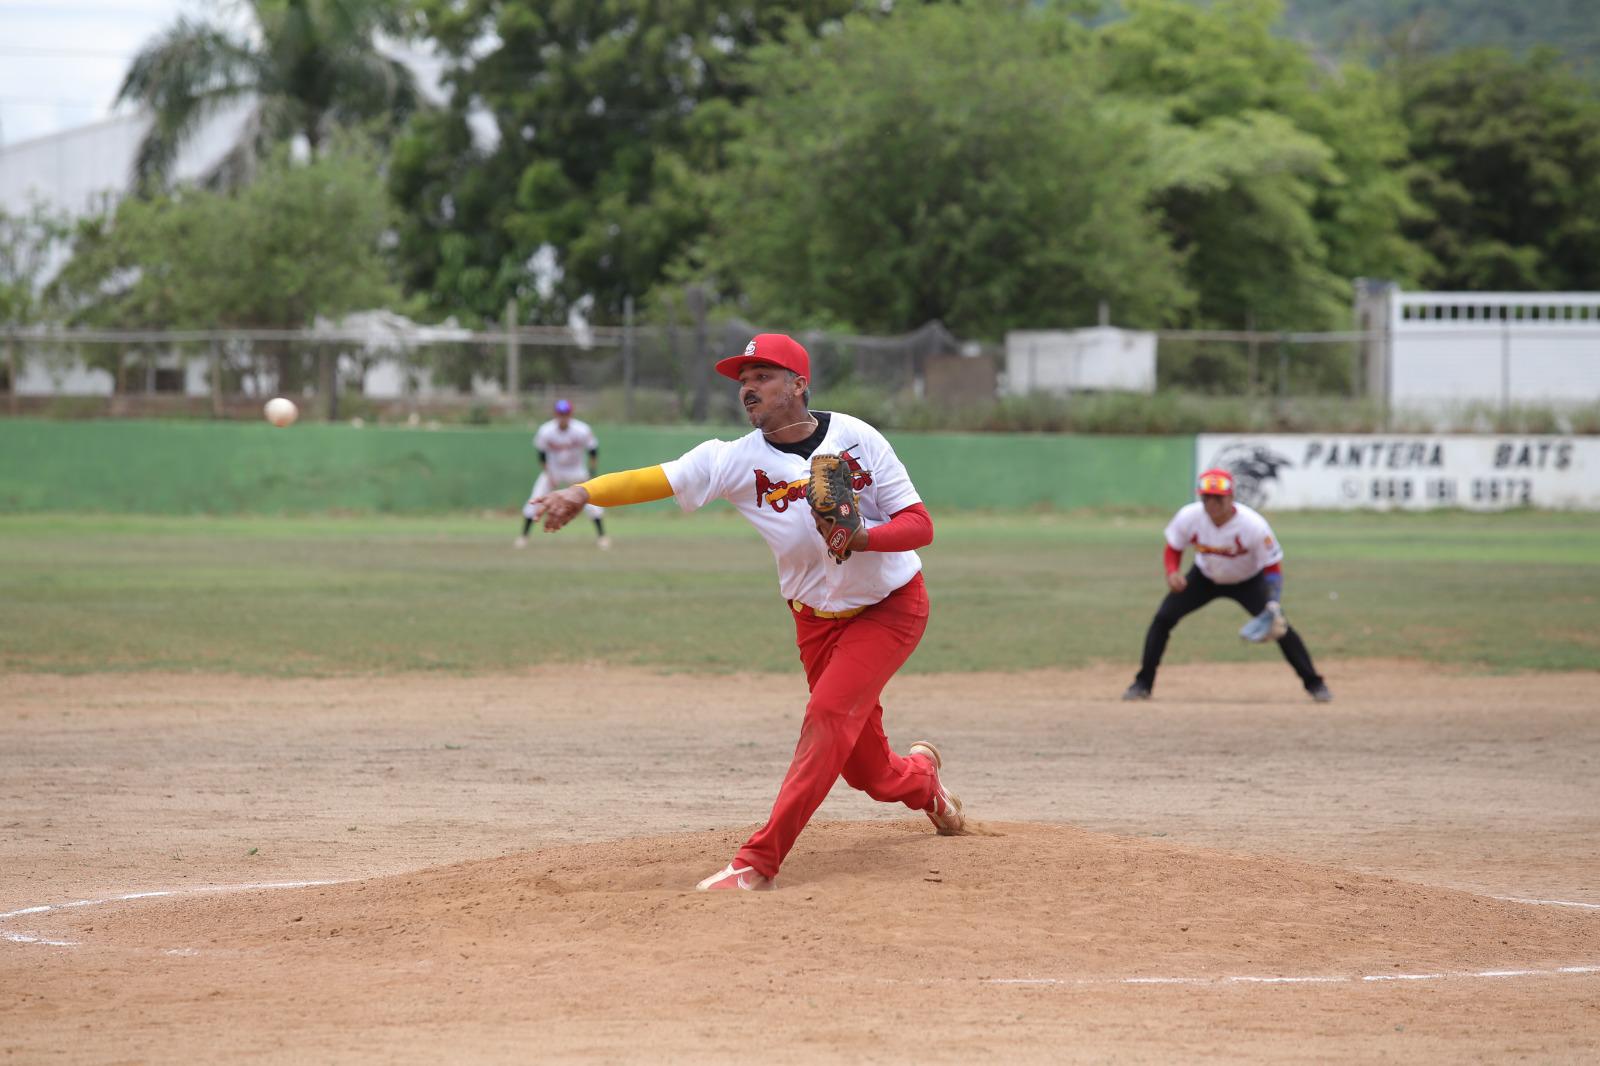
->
{"left": 554, "top": 399, "right": 572, "bottom": 414}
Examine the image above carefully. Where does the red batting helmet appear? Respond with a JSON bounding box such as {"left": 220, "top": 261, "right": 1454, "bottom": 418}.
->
{"left": 1197, "top": 468, "right": 1235, "bottom": 495}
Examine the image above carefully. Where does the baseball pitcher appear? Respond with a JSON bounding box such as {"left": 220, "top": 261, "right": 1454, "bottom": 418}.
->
{"left": 1123, "top": 467, "right": 1332, "bottom": 702}
{"left": 533, "top": 333, "right": 968, "bottom": 892}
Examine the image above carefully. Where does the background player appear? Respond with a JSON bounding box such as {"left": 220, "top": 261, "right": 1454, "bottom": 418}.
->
{"left": 533, "top": 333, "right": 968, "bottom": 891}
{"left": 1123, "top": 467, "right": 1332, "bottom": 702}
{"left": 515, "top": 398, "right": 609, "bottom": 550}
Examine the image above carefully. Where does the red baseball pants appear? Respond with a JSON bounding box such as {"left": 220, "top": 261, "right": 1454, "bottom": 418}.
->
{"left": 734, "top": 572, "right": 935, "bottom": 879}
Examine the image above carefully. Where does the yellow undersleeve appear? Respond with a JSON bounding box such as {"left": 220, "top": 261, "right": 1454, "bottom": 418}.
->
{"left": 579, "top": 465, "right": 674, "bottom": 507}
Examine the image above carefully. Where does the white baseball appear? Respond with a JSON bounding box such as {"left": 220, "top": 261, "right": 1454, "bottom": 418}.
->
{"left": 264, "top": 397, "right": 299, "bottom": 427}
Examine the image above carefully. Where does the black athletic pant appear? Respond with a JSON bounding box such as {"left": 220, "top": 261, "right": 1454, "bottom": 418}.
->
{"left": 1135, "top": 566, "right": 1323, "bottom": 692}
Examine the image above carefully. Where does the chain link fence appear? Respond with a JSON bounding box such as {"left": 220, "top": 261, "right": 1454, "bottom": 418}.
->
{"left": 0, "top": 317, "right": 966, "bottom": 423}
{"left": 4, "top": 318, "right": 1594, "bottom": 433}
{"left": 1152, "top": 331, "right": 1366, "bottom": 398}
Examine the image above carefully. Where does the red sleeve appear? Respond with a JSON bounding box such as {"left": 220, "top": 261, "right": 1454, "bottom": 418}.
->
{"left": 863, "top": 502, "right": 932, "bottom": 553}
{"left": 1164, "top": 544, "right": 1183, "bottom": 575}
{"left": 1263, "top": 562, "right": 1282, "bottom": 576}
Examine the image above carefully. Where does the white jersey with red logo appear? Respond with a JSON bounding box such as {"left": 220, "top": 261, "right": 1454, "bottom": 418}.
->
{"left": 1165, "top": 501, "right": 1283, "bottom": 585}
{"left": 662, "top": 412, "right": 923, "bottom": 611}
{"left": 533, "top": 417, "right": 598, "bottom": 484}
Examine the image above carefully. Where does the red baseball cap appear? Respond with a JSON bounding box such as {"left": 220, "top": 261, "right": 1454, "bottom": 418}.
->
{"left": 1197, "top": 468, "right": 1235, "bottom": 495}
{"left": 714, "top": 333, "right": 810, "bottom": 382}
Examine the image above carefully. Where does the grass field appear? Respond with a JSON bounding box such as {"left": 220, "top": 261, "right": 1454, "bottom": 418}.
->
{"left": 5, "top": 508, "right": 1596, "bottom": 677}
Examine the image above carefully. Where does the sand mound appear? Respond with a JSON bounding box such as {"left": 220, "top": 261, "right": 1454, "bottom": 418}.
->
{"left": 35, "top": 821, "right": 1599, "bottom": 982}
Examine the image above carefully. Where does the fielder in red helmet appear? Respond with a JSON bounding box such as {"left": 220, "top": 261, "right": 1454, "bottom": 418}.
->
{"left": 1122, "top": 467, "right": 1331, "bottom": 702}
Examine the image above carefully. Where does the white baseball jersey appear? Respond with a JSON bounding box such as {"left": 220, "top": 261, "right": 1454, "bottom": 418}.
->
{"left": 533, "top": 417, "right": 598, "bottom": 484}
{"left": 1165, "top": 501, "right": 1283, "bottom": 585}
{"left": 662, "top": 412, "right": 923, "bottom": 611}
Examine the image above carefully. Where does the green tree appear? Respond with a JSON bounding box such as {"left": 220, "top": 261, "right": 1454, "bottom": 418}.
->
{"left": 0, "top": 201, "right": 68, "bottom": 400}
{"left": 116, "top": 0, "right": 420, "bottom": 188}
{"left": 1098, "top": 0, "right": 1425, "bottom": 331}
{"left": 696, "top": 1, "right": 1186, "bottom": 338}
{"left": 52, "top": 141, "right": 401, "bottom": 400}
{"left": 0, "top": 201, "right": 67, "bottom": 327}
{"left": 53, "top": 140, "right": 399, "bottom": 330}
{"left": 1395, "top": 48, "right": 1600, "bottom": 291}
{"left": 390, "top": 0, "right": 871, "bottom": 326}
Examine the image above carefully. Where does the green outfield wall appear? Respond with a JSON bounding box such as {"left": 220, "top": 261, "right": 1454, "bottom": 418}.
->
{"left": 0, "top": 419, "right": 1193, "bottom": 514}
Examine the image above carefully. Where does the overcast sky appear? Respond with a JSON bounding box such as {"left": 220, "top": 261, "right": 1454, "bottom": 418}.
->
{"left": 0, "top": 1, "right": 443, "bottom": 149}
{"left": 0, "top": 1, "right": 218, "bottom": 146}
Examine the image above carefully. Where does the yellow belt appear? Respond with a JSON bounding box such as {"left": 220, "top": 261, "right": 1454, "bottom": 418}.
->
{"left": 791, "top": 600, "right": 866, "bottom": 620}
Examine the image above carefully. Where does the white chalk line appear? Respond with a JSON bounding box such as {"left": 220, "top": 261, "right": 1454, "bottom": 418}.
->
{"left": 4, "top": 880, "right": 1597, "bottom": 991}
{"left": 987, "top": 965, "right": 1600, "bottom": 989}
{"left": 1496, "top": 895, "right": 1600, "bottom": 910}
{"left": 980, "top": 895, "right": 1600, "bottom": 990}
{"left": 1, "top": 881, "right": 342, "bottom": 947}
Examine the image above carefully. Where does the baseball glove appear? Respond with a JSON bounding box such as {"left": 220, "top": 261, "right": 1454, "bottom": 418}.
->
{"left": 1239, "top": 601, "right": 1290, "bottom": 643}
{"left": 808, "top": 452, "right": 862, "bottom": 564}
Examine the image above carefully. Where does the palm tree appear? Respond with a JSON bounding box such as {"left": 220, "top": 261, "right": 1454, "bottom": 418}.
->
{"left": 116, "top": 0, "right": 420, "bottom": 188}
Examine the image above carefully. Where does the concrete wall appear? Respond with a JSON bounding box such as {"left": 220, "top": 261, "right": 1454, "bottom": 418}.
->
{"left": 0, "top": 420, "right": 1194, "bottom": 514}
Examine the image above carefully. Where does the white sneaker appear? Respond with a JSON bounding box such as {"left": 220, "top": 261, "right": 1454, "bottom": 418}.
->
{"left": 513, "top": 535, "right": 528, "bottom": 549}
{"left": 695, "top": 862, "right": 773, "bottom": 892}
{"left": 909, "top": 740, "right": 967, "bottom": 836}
{"left": 596, "top": 535, "right": 612, "bottom": 550}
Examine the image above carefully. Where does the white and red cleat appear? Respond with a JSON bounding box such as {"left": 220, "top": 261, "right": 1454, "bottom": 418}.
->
{"left": 909, "top": 740, "right": 967, "bottom": 836}
{"left": 695, "top": 862, "right": 774, "bottom": 892}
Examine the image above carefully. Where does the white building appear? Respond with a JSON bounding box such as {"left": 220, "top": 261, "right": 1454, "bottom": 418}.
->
{"left": 0, "top": 99, "right": 254, "bottom": 220}
{"left": 1002, "top": 327, "right": 1158, "bottom": 396}
{"left": 1355, "top": 283, "right": 1600, "bottom": 413}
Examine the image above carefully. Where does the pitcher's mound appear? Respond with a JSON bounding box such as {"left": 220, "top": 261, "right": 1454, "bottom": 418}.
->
{"left": 41, "top": 820, "right": 1599, "bottom": 986}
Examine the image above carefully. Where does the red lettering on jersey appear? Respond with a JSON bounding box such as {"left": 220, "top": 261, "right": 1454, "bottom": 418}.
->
{"left": 839, "top": 448, "right": 874, "bottom": 491}
{"left": 754, "top": 469, "right": 808, "bottom": 512}
{"left": 1194, "top": 535, "right": 1249, "bottom": 558}
{"left": 754, "top": 449, "right": 871, "bottom": 512}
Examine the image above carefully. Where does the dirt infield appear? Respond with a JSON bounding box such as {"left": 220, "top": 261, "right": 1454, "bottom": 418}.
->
{"left": 4, "top": 661, "right": 1599, "bottom": 1063}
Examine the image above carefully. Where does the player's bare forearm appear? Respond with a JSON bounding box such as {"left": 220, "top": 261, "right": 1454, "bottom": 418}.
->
{"left": 1166, "top": 570, "right": 1187, "bottom": 593}
{"left": 534, "top": 485, "right": 591, "bottom": 531}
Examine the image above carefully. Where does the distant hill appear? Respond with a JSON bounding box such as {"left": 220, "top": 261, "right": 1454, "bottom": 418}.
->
{"left": 1281, "top": 0, "right": 1598, "bottom": 68}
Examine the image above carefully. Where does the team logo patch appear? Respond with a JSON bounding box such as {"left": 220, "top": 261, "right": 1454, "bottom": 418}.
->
{"left": 744, "top": 340, "right": 757, "bottom": 356}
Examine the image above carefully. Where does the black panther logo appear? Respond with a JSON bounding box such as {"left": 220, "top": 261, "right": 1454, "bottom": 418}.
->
{"left": 1209, "top": 443, "right": 1293, "bottom": 508}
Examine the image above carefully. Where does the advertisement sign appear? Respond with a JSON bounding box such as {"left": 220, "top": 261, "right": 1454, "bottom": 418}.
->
{"left": 1195, "top": 435, "right": 1600, "bottom": 511}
